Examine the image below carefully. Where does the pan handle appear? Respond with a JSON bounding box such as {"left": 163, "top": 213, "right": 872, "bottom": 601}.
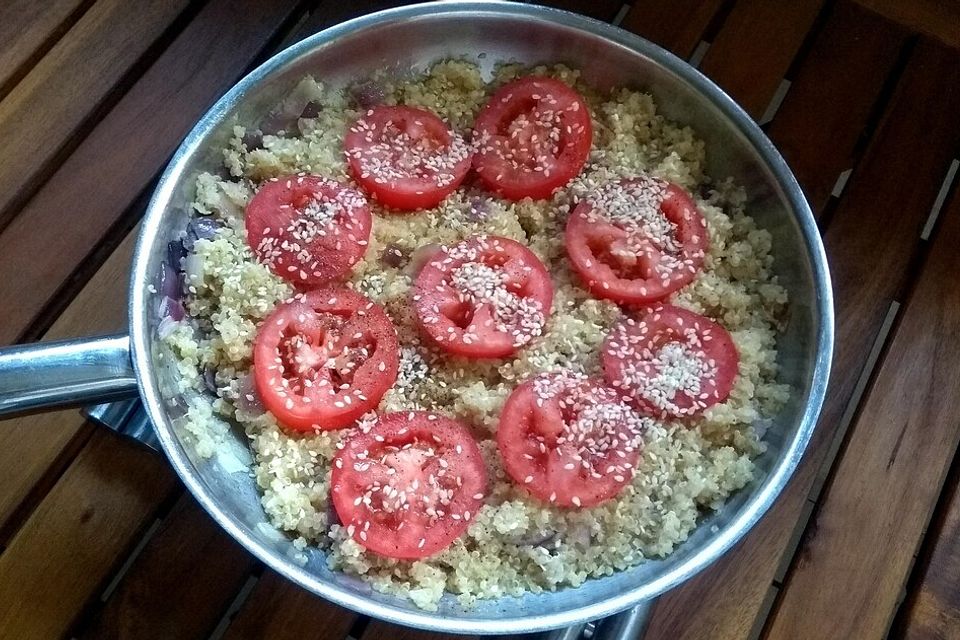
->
{"left": 0, "top": 334, "right": 138, "bottom": 418}
{"left": 542, "top": 600, "right": 653, "bottom": 640}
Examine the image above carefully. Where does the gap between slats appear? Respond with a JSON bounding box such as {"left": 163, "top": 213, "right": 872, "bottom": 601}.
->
{"left": 891, "top": 363, "right": 960, "bottom": 637}
{"left": 764, "top": 150, "right": 960, "bottom": 639}
{"left": 0, "top": 0, "right": 207, "bottom": 237}
{"left": 0, "top": 0, "right": 315, "bottom": 636}
{"left": 207, "top": 574, "right": 262, "bottom": 640}
{"left": 0, "top": 0, "right": 96, "bottom": 102}
{"left": 764, "top": 156, "right": 960, "bottom": 639}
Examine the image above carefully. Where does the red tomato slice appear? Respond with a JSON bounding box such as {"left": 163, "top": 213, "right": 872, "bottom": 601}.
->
{"left": 565, "top": 177, "right": 708, "bottom": 304}
{"left": 497, "top": 372, "right": 649, "bottom": 508}
{"left": 331, "top": 411, "right": 488, "bottom": 559}
{"left": 473, "top": 76, "right": 592, "bottom": 201}
{"left": 345, "top": 105, "right": 472, "bottom": 211}
{"left": 246, "top": 174, "right": 371, "bottom": 287}
{"left": 253, "top": 288, "right": 399, "bottom": 431}
{"left": 602, "top": 304, "right": 739, "bottom": 418}
{"left": 412, "top": 235, "right": 553, "bottom": 359}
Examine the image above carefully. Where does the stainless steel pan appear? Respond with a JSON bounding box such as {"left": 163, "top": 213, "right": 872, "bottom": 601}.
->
{"left": 0, "top": 2, "right": 833, "bottom": 636}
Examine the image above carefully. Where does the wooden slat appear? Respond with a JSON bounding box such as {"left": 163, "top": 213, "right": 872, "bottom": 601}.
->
{"left": 0, "top": 0, "right": 90, "bottom": 98}
{"left": 0, "top": 0, "right": 304, "bottom": 347}
{"left": 896, "top": 471, "right": 960, "bottom": 639}
{"left": 854, "top": 0, "right": 960, "bottom": 49}
{"left": 0, "top": 429, "right": 178, "bottom": 640}
{"left": 640, "top": 36, "right": 960, "bottom": 640}
{"left": 0, "top": 0, "right": 193, "bottom": 231}
{"left": 76, "top": 495, "right": 258, "bottom": 640}
{"left": 221, "top": 571, "right": 357, "bottom": 640}
{"left": 361, "top": 621, "right": 472, "bottom": 640}
{"left": 0, "top": 233, "right": 133, "bottom": 538}
{"left": 698, "top": 0, "right": 826, "bottom": 118}
{"left": 767, "top": 1, "right": 910, "bottom": 214}
{"left": 621, "top": 0, "right": 726, "bottom": 60}
{"left": 765, "top": 166, "right": 960, "bottom": 640}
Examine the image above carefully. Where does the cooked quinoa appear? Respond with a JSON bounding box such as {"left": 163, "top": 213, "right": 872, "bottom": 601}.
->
{"left": 162, "top": 61, "right": 789, "bottom": 610}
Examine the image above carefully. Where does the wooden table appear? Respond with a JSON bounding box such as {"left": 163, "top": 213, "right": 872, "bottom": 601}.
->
{"left": 1, "top": 1, "right": 959, "bottom": 638}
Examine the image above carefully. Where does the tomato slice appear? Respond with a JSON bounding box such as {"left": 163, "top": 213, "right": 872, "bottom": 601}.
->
{"left": 345, "top": 105, "right": 472, "bottom": 211}
{"left": 253, "top": 288, "right": 399, "bottom": 431}
{"left": 331, "top": 411, "right": 487, "bottom": 559}
{"left": 601, "top": 304, "right": 739, "bottom": 418}
{"left": 246, "top": 175, "right": 372, "bottom": 287}
{"left": 565, "top": 177, "right": 708, "bottom": 304}
{"left": 497, "top": 372, "right": 649, "bottom": 508}
{"left": 412, "top": 235, "right": 554, "bottom": 359}
{"left": 472, "top": 76, "right": 592, "bottom": 201}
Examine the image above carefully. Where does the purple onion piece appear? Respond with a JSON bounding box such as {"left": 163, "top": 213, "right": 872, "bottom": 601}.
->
{"left": 351, "top": 81, "right": 385, "bottom": 110}
{"left": 158, "top": 296, "right": 185, "bottom": 322}
{"left": 516, "top": 530, "right": 558, "bottom": 547}
{"left": 379, "top": 243, "right": 409, "bottom": 268}
{"left": 404, "top": 243, "right": 443, "bottom": 277}
{"left": 158, "top": 261, "right": 180, "bottom": 301}
{"left": 568, "top": 524, "right": 592, "bottom": 548}
{"left": 333, "top": 571, "right": 373, "bottom": 594}
{"left": 167, "top": 240, "right": 186, "bottom": 271}
{"left": 187, "top": 217, "right": 222, "bottom": 245}
{"left": 203, "top": 366, "right": 218, "bottom": 393}
{"left": 242, "top": 129, "right": 264, "bottom": 151}
{"left": 467, "top": 196, "right": 492, "bottom": 221}
{"left": 300, "top": 100, "right": 322, "bottom": 119}
{"left": 326, "top": 499, "right": 341, "bottom": 527}
{"left": 260, "top": 112, "right": 294, "bottom": 137}
{"left": 235, "top": 375, "right": 265, "bottom": 416}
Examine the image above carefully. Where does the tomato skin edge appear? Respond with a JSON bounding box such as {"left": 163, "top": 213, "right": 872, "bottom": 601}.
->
{"left": 245, "top": 175, "right": 372, "bottom": 288}
{"left": 412, "top": 235, "right": 555, "bottom": 360}
{"left": 345, "top": 105, "right": 473, "bottom": 212}
{"left": 564, "top": 181, "right": 708, "bottom": 305}
{"left": 330, "top": 411, "right": 487, "bottom": 559}
{"left": 496, "top": 374, "right": 641, "bottom": 508}
{"left": 252, "top": 288, "right": 399, "bottom": 433}
{"left": 472, "top": 76, "right": 593, "bottom": 202}
{"left": 600, "top": 304, "right": 739, "bottom": 419}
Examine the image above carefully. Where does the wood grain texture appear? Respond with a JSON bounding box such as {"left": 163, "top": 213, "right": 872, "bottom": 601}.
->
{"left": 640, "top": 36, "right": 960, "bottom": 640}
{"left": 897, "top": 466, "right": 960, "bottom": 640}
{"left": 76, "top": 494, "right": 258, "bottom": 640}
{"left": 0, "top": 0, "right": 90, "bottom": 98}
{"left": 221, "top": 571, "right": 357, "bottom": 640}
{"left": 699, "top": 0, "right": 826, "bottom": 118}
{"left": 0, "top": 233, "right": 133, "bottom": 539}
{"left": 0, "top": 429, "right": 177, "bottom": 640}
{"left": 767, "top": 1, "right": 909, "bottom": 214}
{"left": 855, "top": 0, "right": 960, "bottom": 49}
{"left": 765, "top": 164, "right": 960, "bottom": 640}
{"left": 0, "top": 0, "right": 193, "bottom": 232}
{"left": 621, "top": 0, "right": 726, "bottom": 60}
{"left": 0, "top": 0, "right": 303, "bottom": 346}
